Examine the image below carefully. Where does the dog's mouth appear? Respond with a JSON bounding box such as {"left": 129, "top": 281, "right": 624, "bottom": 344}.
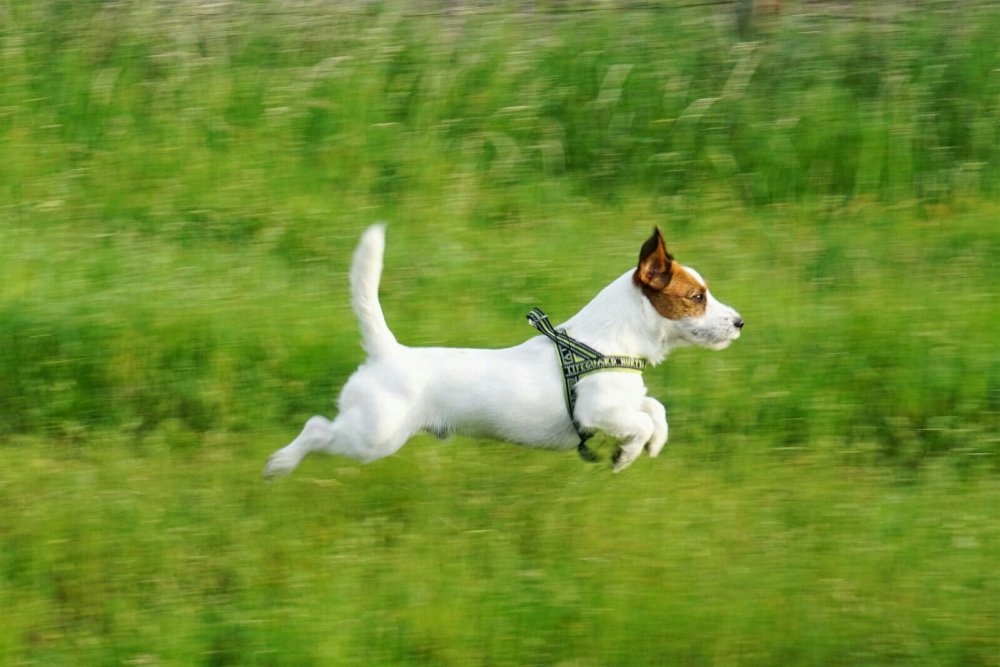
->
{"left": 701, "top": 337, "right": 735, "bottom": 350}
{"left": 682, "top": 324, "right": 741, "bottom": 350}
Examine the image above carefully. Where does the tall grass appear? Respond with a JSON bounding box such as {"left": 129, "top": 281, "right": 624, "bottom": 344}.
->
{"left": 4, "top": 1, "right": 1000, "bottom": 213}
{"left": 0, "top": 1, "right": 998, "bottom": 664}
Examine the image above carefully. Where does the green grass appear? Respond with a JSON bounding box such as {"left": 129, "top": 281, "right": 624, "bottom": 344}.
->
{"left": 2, "top": 434, "right": 998, "bottom": 665}
{"left": 1, "top": 2, "right": 999, "bottom": 665}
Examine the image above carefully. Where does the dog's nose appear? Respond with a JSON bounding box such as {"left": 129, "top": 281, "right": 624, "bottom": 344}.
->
{"left": 733, "top": 317, "right": 744, "bottom": 330}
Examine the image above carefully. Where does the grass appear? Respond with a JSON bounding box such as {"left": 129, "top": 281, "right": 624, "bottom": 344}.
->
{"left": 1, "top": 1, "right": 999, "bottom": 665}
{"left": 2, "top": 434, "right": 998, "bottom": 665}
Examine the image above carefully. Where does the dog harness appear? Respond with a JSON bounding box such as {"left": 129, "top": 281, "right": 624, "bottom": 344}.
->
{"left": 527, "top": 307, "right": 647, "bottom": 462}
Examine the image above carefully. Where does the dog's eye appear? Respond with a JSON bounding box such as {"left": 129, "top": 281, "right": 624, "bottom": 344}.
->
{"left": 690, "top": 293, "right": 705, "bottom": 303}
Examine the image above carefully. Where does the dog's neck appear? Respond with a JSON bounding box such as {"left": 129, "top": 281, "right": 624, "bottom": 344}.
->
{"left": 560, "top": 270, "right": 677, "bottom": 366}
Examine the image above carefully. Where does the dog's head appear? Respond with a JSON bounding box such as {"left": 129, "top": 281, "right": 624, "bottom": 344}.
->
{"left": 633, "top": 227, "right": 743, "bottom": 350}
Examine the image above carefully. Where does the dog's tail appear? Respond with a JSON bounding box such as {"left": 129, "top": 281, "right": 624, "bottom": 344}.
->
{"left": 350, "top": 224, "right": 398, "bottom": 357}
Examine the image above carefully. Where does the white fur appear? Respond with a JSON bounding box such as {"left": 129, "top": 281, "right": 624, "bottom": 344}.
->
{"left": 264, "top": 225, "right": 742, "bottom": 477}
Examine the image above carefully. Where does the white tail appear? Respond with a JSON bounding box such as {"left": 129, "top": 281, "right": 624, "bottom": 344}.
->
{"left": 350, "top": 224, "right": 398, "bottom": 357}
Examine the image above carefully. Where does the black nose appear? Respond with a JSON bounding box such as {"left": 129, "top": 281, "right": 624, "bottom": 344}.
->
{"left": 733, "top": 318, "right": 744, "bottom": 330}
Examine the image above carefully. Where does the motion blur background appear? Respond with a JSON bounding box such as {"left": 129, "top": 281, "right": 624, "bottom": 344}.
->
{"left": 1, "top": 1, "right": 997, "bottom": 664}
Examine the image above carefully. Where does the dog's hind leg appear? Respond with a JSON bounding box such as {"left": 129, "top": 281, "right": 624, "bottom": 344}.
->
{"left": 263, "top": 415, "right": 337, "bottom": 479}
{"left": 263, "top": 399, "right": 419, "bottom": 479}
{"left": 314, "top": 401, "right": 418, "bottom": 464}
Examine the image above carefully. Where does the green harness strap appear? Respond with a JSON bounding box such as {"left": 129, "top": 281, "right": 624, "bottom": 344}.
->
{"left": 527, "top": 308, "right": 647, "bottom": 462}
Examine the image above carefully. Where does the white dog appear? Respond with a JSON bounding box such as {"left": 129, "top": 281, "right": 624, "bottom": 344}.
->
{"left": 264, "top": 225, "right": 742, "bottom": 477}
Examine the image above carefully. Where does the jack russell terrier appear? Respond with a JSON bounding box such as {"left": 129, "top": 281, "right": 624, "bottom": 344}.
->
{"left": 264, "top": 225, "right": 743, "bottom": 477}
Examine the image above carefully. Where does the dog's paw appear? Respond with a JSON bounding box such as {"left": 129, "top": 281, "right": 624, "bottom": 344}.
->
{"left": 640, "top": 398, "right": 668, "bottom": 458}
{"left": 262, "top": 450, "right": 297, "bottom": 480}
{"left": 645, "top": 423, "right": 669, "bottom": 458}
{"left": 611, "top": 446, "right": 640, "bottom": 473}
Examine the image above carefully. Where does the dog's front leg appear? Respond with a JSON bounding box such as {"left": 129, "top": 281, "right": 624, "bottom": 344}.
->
{"left": 576, "top": 406, "right": 654, "bottom": 473}
{"left": 640, "top": 397, "right": 668, "bottom": 458}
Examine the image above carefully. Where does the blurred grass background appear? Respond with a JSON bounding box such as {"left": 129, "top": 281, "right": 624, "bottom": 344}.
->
{"left": 0, "top": 1, "right": 998, "bottom": 664}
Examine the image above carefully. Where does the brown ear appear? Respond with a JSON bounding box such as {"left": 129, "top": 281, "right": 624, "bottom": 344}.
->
{"left": 635, "top": 227, "right": 673, "bottom": 290}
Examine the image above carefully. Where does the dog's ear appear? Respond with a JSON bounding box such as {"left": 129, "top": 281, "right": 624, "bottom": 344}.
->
{"left": 635, "top": 227, "right": 673, "bottom": 290}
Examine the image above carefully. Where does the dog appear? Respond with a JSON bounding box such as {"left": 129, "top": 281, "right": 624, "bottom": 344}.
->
{"left": 264, "top": 225, "right": 743, "bottom": 477}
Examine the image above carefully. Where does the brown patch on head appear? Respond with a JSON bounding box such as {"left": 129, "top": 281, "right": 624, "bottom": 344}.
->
{"left": 633, "top": 227, "right": 708, "bottom": 320}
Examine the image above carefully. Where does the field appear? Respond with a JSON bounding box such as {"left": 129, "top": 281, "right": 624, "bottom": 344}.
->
{"left": 1, "top": 1, "right": 998, "bottom": 664}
